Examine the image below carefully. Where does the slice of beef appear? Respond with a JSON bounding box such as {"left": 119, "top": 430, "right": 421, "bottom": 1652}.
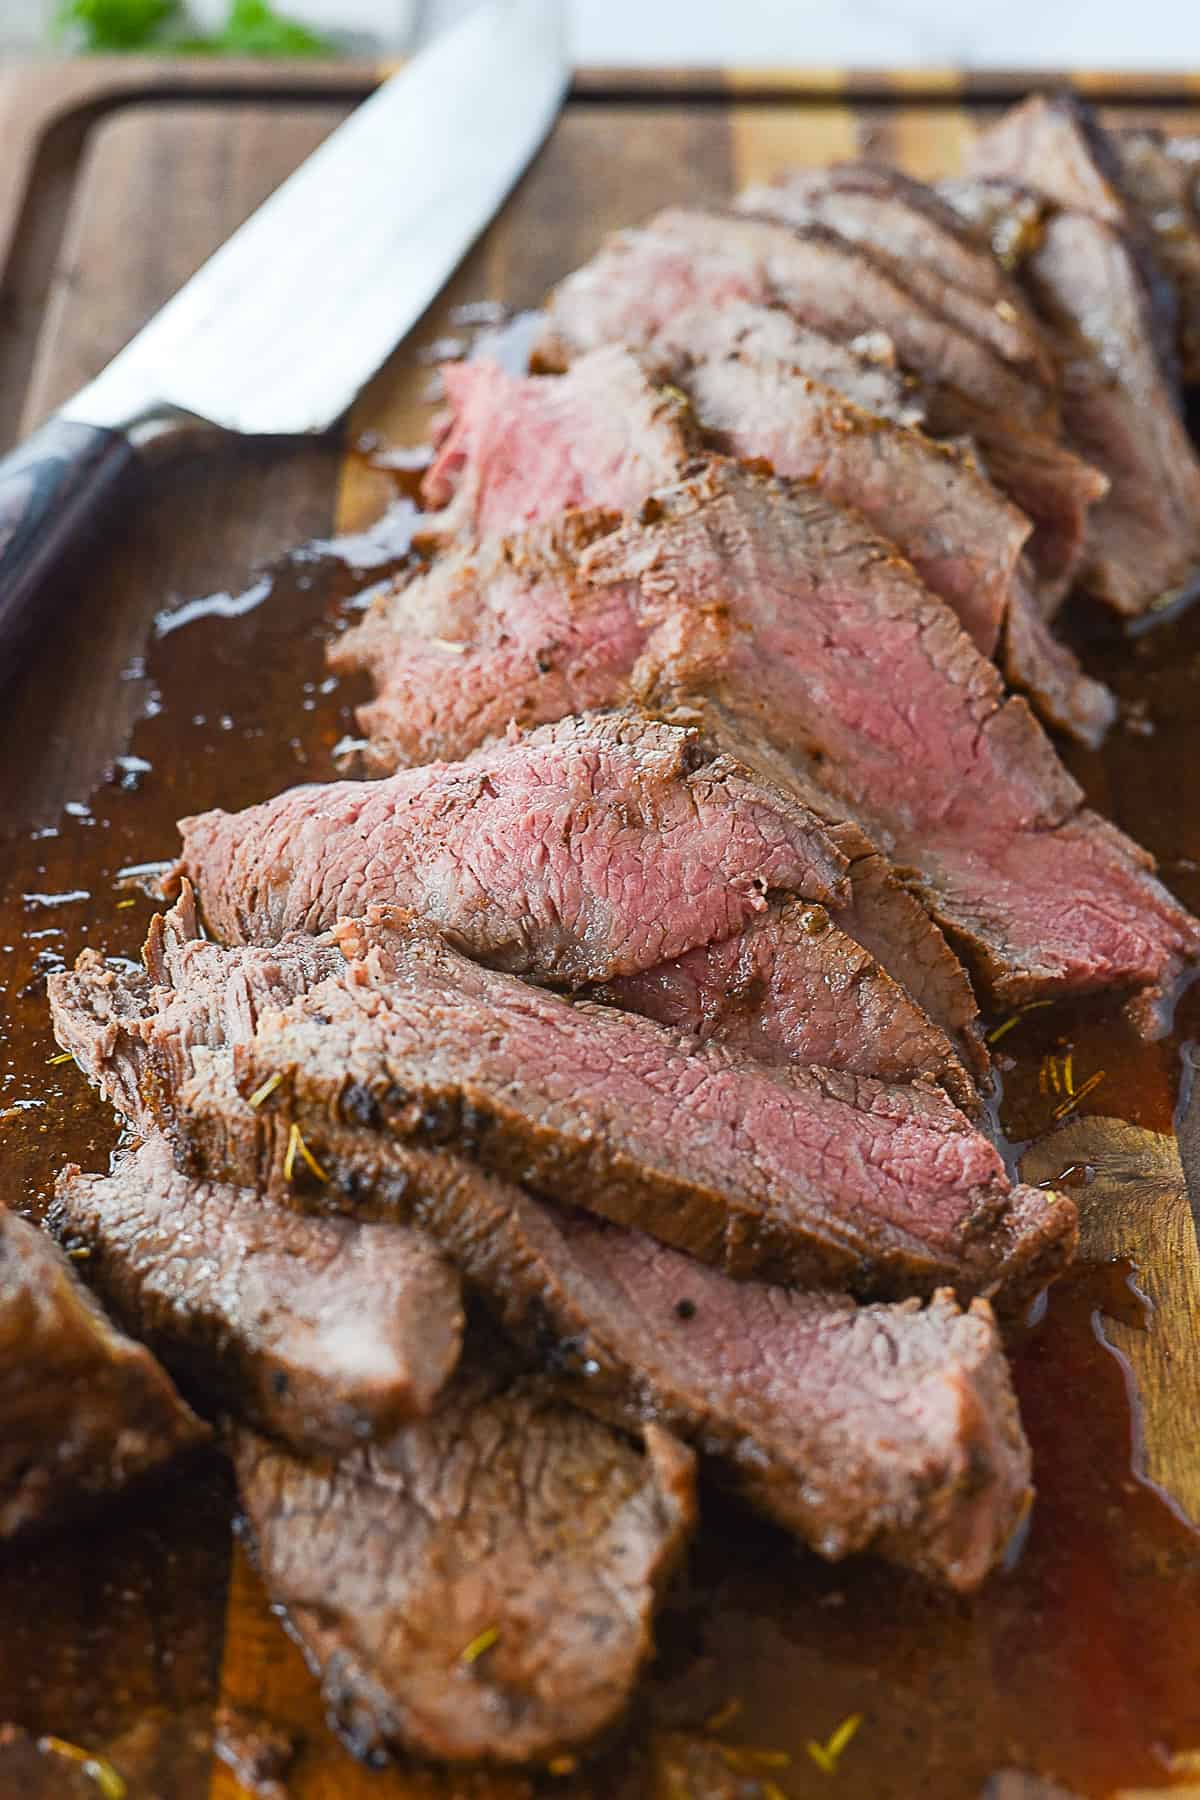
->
{"left": 233, "top": 1351, "right": 696, "bottom": 1766}
{"left": 316, "top": 1135, "right": 1031, "bottom": 1591}
{"left": 749, "top": 160, "right": 1029, "bottom": 298}
{"left": 1002, "top": 569, "right": 1116, "bottom": 748}
{"left": 418, "top": 341, "right": 1109, "bottom": 743}
{"left": 925, "top": 390, "right": 1109, "bottom": 612}
{"left": 330, "top": 462, "right": 1181, "bottom": 1016}
{"left": 49, "top": 896, "right": 1071, "bottom": 1301}
{"left": 327, "top": 525, "right": 984, "bottom": 1052}
{"left": 224, "top": 913, "right": 1066, "bottom": 1298}
{"left": 328, "top": 508, "right": 635, "bottom": 773}
{"left": 52, "top": 1137, "right": 464, "bottom": 1455}
{"left": 631, "top": 209, "right": 1053, "bottom": 428}
{"left": 641, "top": 296, "right": 926, "bottom": 426}
{"left": 577, "top": 460, "right": 1198, "bottom": 1015}
{"left": 534, "top": 224, "right": 777, "bottom": 372}
{"left": 737, "top": 162, "right": 1055, "bottom": 383}
{"left": 1020, "top": 210, "right": 1200, "bottom": 614}
{"left": 491, "top": 1221, "right": 1031, "bottom": 1592}
{"left": 1114, "top": 128, "right": 1200, "bottom": 383}
{"left": 534, "top": 217, "right": 1099, "bottom": 598}
{"left": 0, "top": 1207, "right": 206, "bottom": 1539}
{"left": 327, "top": 535, "right": 982, "bottom": 1077}
{"left": 419, "top": 344, "right": 694, "bottom": 545}
{"left": 596, "top": 897, "right": 979, "bottom": 1113}
{"left": 177, "top": 710, "right": 848, "bottom": 981}
{"left": 972, "top": 93, "right": 1129, "bottom": 224}
{"left": 970, "top": 92, "right": 1179, "bottom": 381}
{"left": 179, "top": 709, "right": 979, "bottom": 1101}
{"left": 933, "top": 174, "right": 1114, "bottom": 609}
{"left": 681, "top": 347, "right": 1029, "bottom": 657}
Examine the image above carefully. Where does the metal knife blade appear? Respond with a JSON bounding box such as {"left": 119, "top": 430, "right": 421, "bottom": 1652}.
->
{"left": 67, "top": 0, "right": 568, "bottom": 438}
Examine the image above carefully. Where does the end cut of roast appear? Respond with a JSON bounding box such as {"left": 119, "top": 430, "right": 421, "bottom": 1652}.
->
{"left": 53, "top": 1136, "right": 464, "bottom": 1457}
{"left": 233, "top": 1349, "right": 695, "bottom": 1766}
{"left": 0, "top": 1206, "right": 206, "bottom": 1539}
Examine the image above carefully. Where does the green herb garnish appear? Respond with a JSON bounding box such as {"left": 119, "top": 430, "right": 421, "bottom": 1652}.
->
{"left": 56, "top": 0, "right": 178, "bottom": 50}
{"left": 177, "top": 0, "right": 334, "bottom": 56}
{"left": 56, "top": 0, "right": 335, "bottom": 56}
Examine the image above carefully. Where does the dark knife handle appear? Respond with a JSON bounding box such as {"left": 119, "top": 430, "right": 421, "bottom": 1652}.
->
{"left": 0, "top": 418, "right": 137, "bottom": 678}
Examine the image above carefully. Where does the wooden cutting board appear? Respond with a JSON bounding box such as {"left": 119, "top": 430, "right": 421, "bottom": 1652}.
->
{"left": 4, "top": 58, "right": 1200, "bottom": 1800}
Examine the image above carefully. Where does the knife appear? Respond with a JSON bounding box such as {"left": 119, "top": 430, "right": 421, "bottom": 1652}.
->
{"left": 0, "top": 0, "right": 567, "bottom": 675}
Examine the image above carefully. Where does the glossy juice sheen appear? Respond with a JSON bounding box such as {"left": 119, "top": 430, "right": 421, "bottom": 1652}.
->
{"left": 1, "top": 445, "right": 1199, "bottom": 1800}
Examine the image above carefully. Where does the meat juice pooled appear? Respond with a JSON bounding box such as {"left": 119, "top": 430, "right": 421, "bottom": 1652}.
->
{"left": 2, "top": 446, "right": 1200, "bottom": 1797}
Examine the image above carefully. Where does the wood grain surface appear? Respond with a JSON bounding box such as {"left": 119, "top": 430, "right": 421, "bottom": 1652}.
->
{"left": 3, "top": 61, "right": 1200, "bottom": 1800}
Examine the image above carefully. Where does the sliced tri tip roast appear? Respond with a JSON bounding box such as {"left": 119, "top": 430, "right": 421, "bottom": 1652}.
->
{"left": 48, "top": 891, "right": 1041, "bottom": 1596}
{"left": 39, "top": 91, "right": 1200, "bottom": 1772}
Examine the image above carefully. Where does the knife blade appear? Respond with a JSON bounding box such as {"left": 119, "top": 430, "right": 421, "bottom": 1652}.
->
{"left": 0, "top": 0, "right": 567, "bottom": 674}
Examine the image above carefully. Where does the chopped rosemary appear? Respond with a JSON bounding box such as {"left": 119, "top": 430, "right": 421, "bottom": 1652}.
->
{"left": 115, "top": 898, "right": 136, "bottom": 910}
{"left": 825, "top": 1713, "right": 863, "bottom": 1759}
{"left": 720, "top": 1745, "right": 790, "bottom": 1772}
{"left": 985, "top": 1000, "right": 1052, "bottom": 1046}
{"left": 38, "top": 1737, "right": 126, "bottom": 1798}
{"left": 805, "top": 1712, "right": 863, "bottom": 1775}
{"left": 460, "top": 1624, "right": 500, "bottom": 1665}
{"left": 1051, "top": 1069, "right": 1105, "bottom": 1121}
{"left": 1038, "top": 1052, "right": 1074, "bottom": 1098}
{"left": 283, "top": 1121, "right": 328, "bottom": 1184}
{"left": 247, "top": 1070, "right": 283, "bottom": 1109}
{"left": 705, "top": 1696, "right": 742, "bottom": 1733}
{"left": 47, "top": 1052, "right": 73, "bottom": 1066}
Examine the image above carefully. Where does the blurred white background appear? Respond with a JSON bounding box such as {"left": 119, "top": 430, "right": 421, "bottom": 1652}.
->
{"left": 5, "top": 0, "right": 1200, "bottom": 64}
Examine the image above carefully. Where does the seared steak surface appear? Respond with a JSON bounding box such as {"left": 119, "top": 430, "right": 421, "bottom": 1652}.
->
{"left": 53, "top": 1137, "right": 464, "bottom": 1455}
{"left": 0, "top": 1208, "right": 205, "bottom": 1539}
{"left": 234, "top": 1352, "right": 695, "bottom": 1766}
